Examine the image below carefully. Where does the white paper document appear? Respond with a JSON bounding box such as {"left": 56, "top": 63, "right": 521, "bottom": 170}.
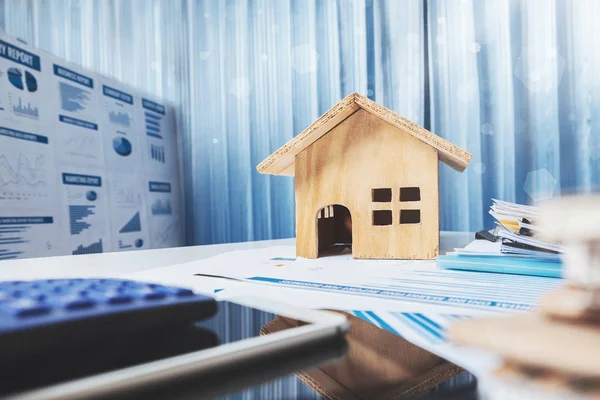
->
{"left": 125, "top": 244, "right": 564, "bottom": 377}
{"left": 149, "top": 245, "right": 563, "bottom": 315}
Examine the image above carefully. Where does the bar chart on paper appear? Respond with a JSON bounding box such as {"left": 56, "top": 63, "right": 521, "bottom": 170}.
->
{"left": 145, "top": 110, "right": 164, "bottom": 139}
{"left": 0, "top": 216, "right": 60, "bottom": 259}
{"left": 69, "top": 204, "right": 95, "bottom": 235}
{"left": 72, "top": 239, "right": 103, "bottom": 255}
{"left": 151, "top": 199, "right": 172, "bottom": 216}
{"left": 150, "top": 144, "right": 165, "bottom": 163}
{"left": 11, "top": 97, "right": 39, "bottom": 119}
{"left": 62, "top": 173, "right": 109, "bottom": 255}
{"left": 59, "top": 82, "right": 92, "bottom": 114}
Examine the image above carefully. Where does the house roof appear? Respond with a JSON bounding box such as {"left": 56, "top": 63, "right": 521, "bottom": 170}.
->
{"left": 257, "top": 92, "right": 472, "bottom": 176}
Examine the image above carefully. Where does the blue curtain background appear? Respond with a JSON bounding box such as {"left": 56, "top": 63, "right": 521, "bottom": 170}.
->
{"left": 2, "top": 0, "right": 598, "bottom": 246}
{"left": 184, "top": 0, "right": 600, "bottom": 245}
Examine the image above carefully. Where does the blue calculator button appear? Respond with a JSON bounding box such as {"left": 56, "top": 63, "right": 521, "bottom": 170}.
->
{"left": 66, "top": 299, "right": 96, "bottom": 310}
{"left": 156, "top": 287, "right": 194, "bottom": 297}
{"left": 1, "top": 298, "right": 51, "bottom": 318}
{"left": 87, "top": 291, "right": 133, "bottom": 305}
{"left": 108, "top": 295, "right": 133, "bottom": 305}
{"left": 144, "top": 292, "right": 166, "bottom": 300}
{"left": 49, "top": 295, "right": 96, "bottom": 310}
{"left": 121, "top": 282, "right": 148, "bottom": 290}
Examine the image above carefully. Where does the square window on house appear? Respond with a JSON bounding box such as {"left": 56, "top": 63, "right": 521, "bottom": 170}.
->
{"left": 400, "top": 209, "right": 421, "bottom": 224}
{"left": 373, "top": 210, "right": 392, "bottom": 226}
{"left": 372, "top": 188, "right": 392, "bottom": 202}
{"left": 400, "top": 187, "right": 421, "bottom": 202}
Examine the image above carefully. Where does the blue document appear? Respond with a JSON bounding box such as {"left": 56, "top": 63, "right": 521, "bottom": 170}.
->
{"left": 436, "top": 254, "right": 563, "bottom": 278}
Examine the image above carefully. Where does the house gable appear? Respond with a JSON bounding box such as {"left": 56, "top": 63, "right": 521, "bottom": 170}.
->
{"left": 257, "top": 93, "right": 471, "bottom": 177}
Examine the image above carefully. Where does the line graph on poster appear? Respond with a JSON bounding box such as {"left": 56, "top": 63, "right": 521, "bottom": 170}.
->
{"left": 0, "top": 151, "right": 50, "bottom": 203}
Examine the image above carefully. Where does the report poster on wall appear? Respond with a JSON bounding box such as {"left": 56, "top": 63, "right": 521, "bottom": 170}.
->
{"left": 101, "top": 81, "right": 142, "bottom": 171}
{"left": 140, "top": 98, "right": 177, "bottom": 175}
{"left": 146, "top": 179, "right": 181, "bottom": 249}
{"left": 107, "top": 174, "right": 150, "bottom": 252}
{"left": 0, "top": 30, "right": 183, "bottom": 260}
{"left": 0, "top": 123, "right": 57, "bottom": 208}
{"left": 0, "top": 35, "right": 50, "bottom": 127}
{"left": 53, "top": 60, "right": 105, "bottom": 168}
{"left": 60, "top": 171, "right": 111, "bottom": 255}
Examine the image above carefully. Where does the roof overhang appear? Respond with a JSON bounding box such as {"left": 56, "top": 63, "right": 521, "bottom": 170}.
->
{"left": 257, "top": 93, "right": 472, "bottom": 176}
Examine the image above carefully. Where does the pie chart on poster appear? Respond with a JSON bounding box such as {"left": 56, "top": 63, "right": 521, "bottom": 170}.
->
{"left": 25, "top": 71, "right": 37, "bottom": 92}
{"left": 86, "top": 191, "right": 97, "bottom": 201}
{"left": 8, "top": 67, "right": 23, "bottom": 90}
{"left": 112, "top": 136, "right": 132, "bottom": 157}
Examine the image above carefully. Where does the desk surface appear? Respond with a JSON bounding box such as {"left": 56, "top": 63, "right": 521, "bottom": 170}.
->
{"left": 0, "top": 232, "right": 476, "bottom": 400}
{"left": 0, "top": 232, "right": 473, "bottom": 280}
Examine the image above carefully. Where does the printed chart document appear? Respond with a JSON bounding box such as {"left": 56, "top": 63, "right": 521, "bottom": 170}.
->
{"left": 60, "top": 171, "right": 110, "bottom": 255}
{"left": 53, "top": 63, "right": 104, "bottom": 168}
{"left": 0, "top": 124, "right": 56, "bottom": 208}
{"left": 146, "top": 180, "right": 180, "bottom": 249}
{"left": 125, "top": 244, "right": 564, "bottom": 377}
{"left": 107, "top": 174, "right": 150, "bottom": 252}
{"left": 101, "top": 83, "right": 142, "bottom": 172}
{"left": 152, "top": 245, "right": 562, "bottom": 314}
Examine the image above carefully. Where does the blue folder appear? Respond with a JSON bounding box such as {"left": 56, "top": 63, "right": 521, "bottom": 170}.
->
{"left": 436, "top": 254, "right": 563, "bottom": 278}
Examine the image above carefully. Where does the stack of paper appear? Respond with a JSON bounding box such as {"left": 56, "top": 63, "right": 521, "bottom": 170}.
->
{"left": 437, "top": 200, "right": 564, "bottom": 278}
{"left": 491, "top": 199, "right": 563, "bottom": 261}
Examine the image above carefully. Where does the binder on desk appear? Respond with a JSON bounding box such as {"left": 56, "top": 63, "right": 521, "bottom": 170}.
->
{"left": 436, "top": 254, "right": 563, "bottom": 278}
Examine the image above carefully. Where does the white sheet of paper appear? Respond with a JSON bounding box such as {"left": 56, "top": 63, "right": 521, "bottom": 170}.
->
{"left": 126, "top": 245, "right": 563, "bottom": 316}
{"left": 124, "top": 244, "right": 564, "bottom": 378}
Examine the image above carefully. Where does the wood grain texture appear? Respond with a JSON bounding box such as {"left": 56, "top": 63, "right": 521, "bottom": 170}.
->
{"left": 257, "top": 93, "right": 359, "bottom": 176}
{"left": 353, "top": 93, "right": 471, "bottom": 172}
{"left": 257, "top": 93, "right": 471, "bottom": 176}
{"left": 295, "top": 109, "right": 439, "bottom": 259}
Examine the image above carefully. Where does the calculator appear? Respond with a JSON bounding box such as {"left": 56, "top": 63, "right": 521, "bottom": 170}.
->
{"left": 0, "top": 278, "right": 217, "bottom": 362}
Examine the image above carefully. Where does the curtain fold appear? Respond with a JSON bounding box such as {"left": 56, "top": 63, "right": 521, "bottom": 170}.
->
{"left": 2, "top": 0, "right": 599, "bottom": 247}
{"left": 185, "top": 0, "right": 427, "bottom": 244}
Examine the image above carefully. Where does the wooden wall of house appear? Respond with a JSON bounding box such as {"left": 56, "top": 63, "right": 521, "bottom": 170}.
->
{"left": 295, "top": 109, "right": 439, "bottom": 259}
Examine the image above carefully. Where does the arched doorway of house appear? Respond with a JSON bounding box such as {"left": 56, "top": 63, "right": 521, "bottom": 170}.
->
{"left": 316, "top": 204, "right": 352, "bottom": 257}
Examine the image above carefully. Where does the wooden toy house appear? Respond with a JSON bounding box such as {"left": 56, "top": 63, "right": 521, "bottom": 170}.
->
{"left": 257, "top": 93, "right": 472, "bottom": 260}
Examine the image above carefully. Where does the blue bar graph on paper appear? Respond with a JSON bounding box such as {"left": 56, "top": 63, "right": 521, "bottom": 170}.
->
{"left": 151, "top": 199, "right": 172, "bottom": 215}
{"left": 0, "top": 252, "right": 23, "bottom": 260}
{"left": 0, "top": 217, "right": 54, "bottom": 261}
{"left": 60, "top": 82, "right": 91, "bottom": 113}
{"left": 145, "top": 111, "right": 163, "bottom": 139}
{"left": 108, "top": 111, "right": 131, "bottom": 126}
{"left": 0, "top": 225, "right": 27, "bottom": 257}
{"left": 13, "top": 98, "right": 39, "bottom": 119}
{"left": 150, "top": 144, "right": 165, "bottom": 163}
{"left": 146, "top": 124, "right": 160, "bottom": 132}
{"left": 69, "top": 205, "right": 95, "bottom": 235}
{"left": 72, "top": 239, "right": 103, "bottom": 255}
